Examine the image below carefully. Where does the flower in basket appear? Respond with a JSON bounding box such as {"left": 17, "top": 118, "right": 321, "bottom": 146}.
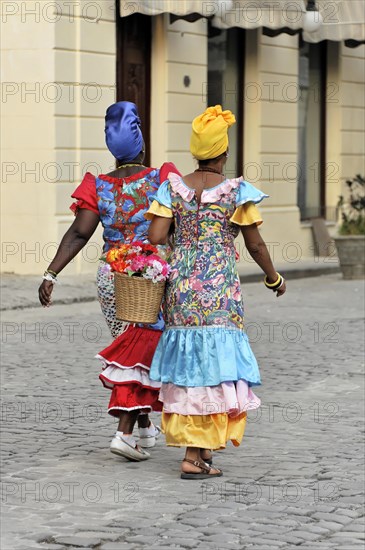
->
{"left": 104, "top": 241, "right": 171, "bottom": 283}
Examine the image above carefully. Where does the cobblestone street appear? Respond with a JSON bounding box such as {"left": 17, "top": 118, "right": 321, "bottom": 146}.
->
{"left": 1, "top": 274, "right": 364, "bottom": 550}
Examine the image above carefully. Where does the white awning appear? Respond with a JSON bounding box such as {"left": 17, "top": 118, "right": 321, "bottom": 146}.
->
{"left": 120, "top": 1, "right": 206, "bottom": 16}
{"left": 302, "top": 0, "right": 365, "bottom": 43}
{"left": 119, "top": 0, "right": 365, "bottom": 43}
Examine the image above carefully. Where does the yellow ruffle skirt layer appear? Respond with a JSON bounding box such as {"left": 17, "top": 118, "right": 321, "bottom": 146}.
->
{"left": 161, "top": 411, "right": 247, "bottom": 450}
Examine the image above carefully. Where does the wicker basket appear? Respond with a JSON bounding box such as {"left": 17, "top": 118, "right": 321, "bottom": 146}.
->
{"left": 114, "top": 272, "right": 165, "bottom": 324}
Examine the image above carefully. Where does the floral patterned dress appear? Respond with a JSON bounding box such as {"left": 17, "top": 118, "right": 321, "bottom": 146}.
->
{"left": 147, "top": 173, "right": 268, "bottom": 449}
{"left": 70, "top": 164, "right": 178, "bottom": 416}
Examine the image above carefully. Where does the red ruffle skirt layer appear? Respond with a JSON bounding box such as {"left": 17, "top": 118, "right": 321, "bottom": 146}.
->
{"left": 97, "top": 325, "right": 162, "bottom": 416}
{"left": 108, "top": 384, "right": 162, "bottom": 417}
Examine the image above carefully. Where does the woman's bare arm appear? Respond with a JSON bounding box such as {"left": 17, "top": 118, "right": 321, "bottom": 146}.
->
{"left": 39, "top": 209, "right": 100, "bottom": 306}
{"left": 241, "top": 224, "right": 286, "bottom": 297}
{"left": 148, "top": 216, "right": 173, "bottom": 245}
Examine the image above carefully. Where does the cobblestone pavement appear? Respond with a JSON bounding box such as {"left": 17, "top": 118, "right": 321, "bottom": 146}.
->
{"left": 1, "top": 274, "right": 364, "bottom": 550}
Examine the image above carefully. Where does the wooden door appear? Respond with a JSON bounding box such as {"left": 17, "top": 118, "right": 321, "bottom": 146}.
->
{"left": 116, "top": 9, "right": 152, "bottom": 165}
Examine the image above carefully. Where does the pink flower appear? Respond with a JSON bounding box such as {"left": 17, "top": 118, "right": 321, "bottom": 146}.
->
{"left": 143, "top": 257, "right": 171, "bottom": 283}
{"left": 129, "top": 256, "right": 147, "bottom": 271}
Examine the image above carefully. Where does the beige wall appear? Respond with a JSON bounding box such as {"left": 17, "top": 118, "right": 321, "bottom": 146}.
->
{"left": 1, "top": 0, "right": 115, "bottom": 274}
{"left": 53, "top": 1, "right": 115, "bottom": 275}
{"left": 241, "top": 34, "right": 364, "bottom": 262}
{"left": 242, "top": 30, "right": 314, "bottom": 263}
{"left": 151, "top": 15, "right": 208, "bottom": 173}
{"left": 1, "top": 7, "right": 364, "bottom": 275}
{"left": 1, "top": 3, "right": 57, "bottom": 275}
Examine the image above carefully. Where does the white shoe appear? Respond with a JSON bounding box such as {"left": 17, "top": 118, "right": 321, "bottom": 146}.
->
{"left": 110, "top": 434, "right": 150, "bottom": 461}
{"left": 138, "top": 423, "right": 161, "bottom": 448}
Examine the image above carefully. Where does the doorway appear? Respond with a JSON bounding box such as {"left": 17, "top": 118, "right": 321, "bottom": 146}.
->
{"left": 116, "top": 7, "right": 152, "bottom": 165}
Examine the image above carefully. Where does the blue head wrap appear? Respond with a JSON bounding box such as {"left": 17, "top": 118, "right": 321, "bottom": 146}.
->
{"left": 105, "top": 101, "right": 143, "bottom": 162}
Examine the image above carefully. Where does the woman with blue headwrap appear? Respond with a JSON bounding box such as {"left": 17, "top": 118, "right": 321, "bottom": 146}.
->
{"left": 38, "top": 101, "right": 180, "bottom": 462}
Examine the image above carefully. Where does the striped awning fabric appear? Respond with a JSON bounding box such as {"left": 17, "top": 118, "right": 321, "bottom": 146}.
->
{"left": 120, "top": 0, "right": 208, "bottom": 16}
{"left": 119, "top": 0, "right": 365, "bottom": 43}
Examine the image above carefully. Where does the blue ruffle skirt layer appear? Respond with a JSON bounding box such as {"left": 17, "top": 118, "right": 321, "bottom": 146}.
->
{"left": 149, "top": 326, "right": 261, "bottom": 387}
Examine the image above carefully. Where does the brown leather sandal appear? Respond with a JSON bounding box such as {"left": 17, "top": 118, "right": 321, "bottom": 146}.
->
{"left": 180, "top": 458, "right": 223, "bottom": 480}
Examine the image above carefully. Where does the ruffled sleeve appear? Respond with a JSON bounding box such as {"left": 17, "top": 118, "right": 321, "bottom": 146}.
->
{"left": 230, "top": 180, "right": 268, "bottom": 226}
{"left": 145, "top": 180, "right": 173, "bottom": 220}
{"left": 230, "top": 202, "right": 263, "bottom": 226}
{"left": 236, "top": 179, "right": 269, "bottom": 206}
{"left": 159, "top": 162, "right": 181, "bottom": 182}
{"left": 70, "top": 172, "right": 99, "bottom": 216}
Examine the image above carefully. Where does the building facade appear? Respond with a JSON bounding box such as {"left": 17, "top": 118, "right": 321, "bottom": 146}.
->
{"left": 1, "top": 0, "right": 364, "bottom": 274}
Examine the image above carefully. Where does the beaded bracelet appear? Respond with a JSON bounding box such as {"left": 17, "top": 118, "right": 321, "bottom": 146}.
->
{"left": 264, "top": 273, "right": 284, "bottom": 291}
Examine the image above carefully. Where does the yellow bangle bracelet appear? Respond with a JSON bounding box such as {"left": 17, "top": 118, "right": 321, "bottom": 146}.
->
{"left": 264, "top": 273, "right": 281, "bottom": 288}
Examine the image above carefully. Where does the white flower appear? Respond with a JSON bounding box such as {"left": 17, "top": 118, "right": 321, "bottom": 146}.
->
{"left": 144, "top": 264, "right": 165, "bottom": 283}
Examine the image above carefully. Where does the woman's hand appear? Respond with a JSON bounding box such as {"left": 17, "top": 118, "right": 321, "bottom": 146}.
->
{"left": 275, "top": 280, "right": 286, "bottom": 297}
{"left": 38, "top": 280, "right": 54, "bottom": 307}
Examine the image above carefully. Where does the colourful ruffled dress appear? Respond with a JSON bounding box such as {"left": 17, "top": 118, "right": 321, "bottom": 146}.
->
{"left": 70, "top": 164, "right": 178, "bottom": 416}
{"left": 146, "top": 173, "right": 268, "bottom": 449}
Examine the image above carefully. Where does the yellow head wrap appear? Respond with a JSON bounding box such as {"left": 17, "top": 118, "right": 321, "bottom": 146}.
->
{"left": 190, "top": 105, "right": 236, "bottom": 160}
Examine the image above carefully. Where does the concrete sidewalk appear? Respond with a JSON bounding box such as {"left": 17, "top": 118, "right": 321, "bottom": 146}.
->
{"left": 1, "top": 256, "right": 340, "bottom": 311}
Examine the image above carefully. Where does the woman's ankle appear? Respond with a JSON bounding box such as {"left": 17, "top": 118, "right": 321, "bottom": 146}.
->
{"left": 200, "top": 448, "right": 212, "bottom": 458}
{"left": 137, "top": 413, "right": 150, "bottom": 429}
{"left": 117, "top": 410, "right": 139, "bottom": 433}
{"left": 184, "top": 447, "right": 201, "bottom": 462}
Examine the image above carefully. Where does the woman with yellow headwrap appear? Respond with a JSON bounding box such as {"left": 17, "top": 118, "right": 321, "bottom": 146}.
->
{"left": 146, "top": 105, "right": 286, "bottom": 479}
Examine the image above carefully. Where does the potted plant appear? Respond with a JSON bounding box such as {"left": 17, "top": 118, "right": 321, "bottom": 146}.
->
{"left": 335, "top": 174, "right": 365, "bottom": 279}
